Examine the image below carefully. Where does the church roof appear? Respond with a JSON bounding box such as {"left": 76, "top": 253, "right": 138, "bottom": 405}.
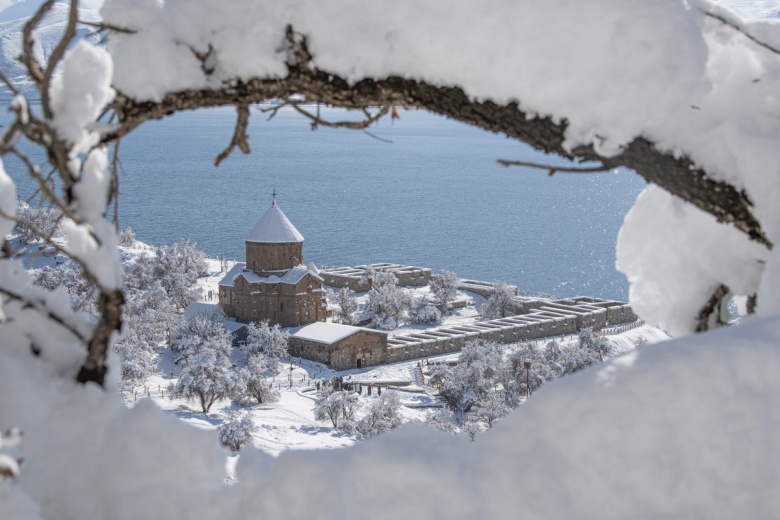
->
{"left": 246, "top": 202, "right": 304, "bottom": 243}
{"left": 218, "top": 263, "right": 321, "bottom": 287}
{"left": 292, "top": 322, "right": 365, "bottom": 345}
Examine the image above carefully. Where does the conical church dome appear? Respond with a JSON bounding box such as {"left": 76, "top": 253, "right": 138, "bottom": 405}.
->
{"left": 246, "top": 201, "right": 304, "bottom": 243}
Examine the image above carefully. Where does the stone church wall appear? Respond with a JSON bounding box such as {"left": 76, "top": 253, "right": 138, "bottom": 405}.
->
{"left": 246, "top": 241, "right": 303, "bottom": 272}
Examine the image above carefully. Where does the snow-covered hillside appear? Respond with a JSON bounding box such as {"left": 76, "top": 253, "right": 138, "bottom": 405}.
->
{"left": 0, "top": 0, "right": 101, "bottom": 100}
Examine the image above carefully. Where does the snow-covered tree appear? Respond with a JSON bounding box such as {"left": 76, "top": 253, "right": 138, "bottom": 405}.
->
{"left": 410, "top": 296, "right": 442, "bottom": 325}
{"left": 153, "top": 239, "right": 207, "bottom": 309}
{"left": 358, "top": 265, "right": 398, "bottom": 290}
{"left": 14, "top": 201, "right": 62, "bottom": 244}
{"left": 113, "top": 329, "right": 156, "bottom": 387}
{"left": 462, "top": 416, "right": 485, "bottom": 442}
{"left": 429, "top": 269, "right": 459, "bottom": 313}
{"left": 219, "top": 411, "right": 255, "bottom": 451}
{"left": 118, "top": 227, "right": 137, "bottom": 247}
{"left": 441, "top": 341, "right": 503, "bottom": 412}
{"left": 474, "top": 391, "right": 512, "bottom": 428}
{"left": 314, "top": 389, "right": 361, "bottom": 429}
{"left": 32, "top": 261, "right": 98, "bottom": 317}
{"left": 244, "top": 321, "right": 289, "bottom": 363}
{"left": 332, "top": 287, "right": 358, "bottom": 325}
{"left": 426, "top": 362, "right": 450, "bottom": 390}
{"left": 244, "top": 354, "right": 280, "bottom": 404}
{"left": 363, "top": 272, "right": 412, "bottom": 330}
{"left": 426, "top": 408, "right": 458, "bottom": 435}
{"left": 356, "top": 392, "right": 403, "bottom": 438}
{"left": 171, "top": 347, "right": 245, "bottom": 413}
{"left": 170, "top": 309, "right": 231, "bottom": 360}
{"left": 480, "top": 281, "right": 517, "bottom": 319}
{"left": 578, "top": 327, "right": 597, "bottom": 352}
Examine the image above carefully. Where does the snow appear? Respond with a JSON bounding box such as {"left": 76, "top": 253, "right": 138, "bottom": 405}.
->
{"left": 0, "top": 159, "right": 16, "bottom": 241}
{"left": 245, "top": 202, "right": 304, "bottom": 244}
{"left": 616, "top": 185, "right": 766, "bottom": 336}
{"left": 49, "top": 40, "right": 114, "bottom": 152}
{"left": 292, "top": 322, "right": 365, "bottom": 344}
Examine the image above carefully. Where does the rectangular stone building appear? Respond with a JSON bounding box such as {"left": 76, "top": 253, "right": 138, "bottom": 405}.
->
{"left": 289, "top": 322, "right": 388, "bottom": 370}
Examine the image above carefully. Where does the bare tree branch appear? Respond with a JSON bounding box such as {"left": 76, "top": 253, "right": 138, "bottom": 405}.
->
{"left": 215, "top": 103, "right": 251, "bottom": 166}
{"left": 20, "top": 0, "right": 55, "bottom": 88}
{"left": 704, "top": 11, "right": 780, "bottom": 55}
{"left": 0, "top": 68, "right": 20, "bottom": 96}
{"left": 695, "top": 284, "right": 731, "bottom": 332}
{"left": 497, "top": 159, "right": 611, "bottom": 175}
{"left": 76, "top": 289, "right": 124, "bottom": 386}
{"left": 79, "top": 20, "right": 137, "bottom": 35}
{"left": 105, "top": 68, "right": 771, "bottom": 249}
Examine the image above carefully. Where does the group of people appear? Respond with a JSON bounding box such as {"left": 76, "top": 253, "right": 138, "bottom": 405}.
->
{"left": 322, "top": 376, "right": 382, "bottom": 396}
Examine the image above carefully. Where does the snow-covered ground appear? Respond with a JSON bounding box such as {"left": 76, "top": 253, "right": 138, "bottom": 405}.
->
{"left": 126, "top": 309, "right": 667, "bottom": 463}
{"left": 12, "top": 240, "right": 669, "bottom": 463}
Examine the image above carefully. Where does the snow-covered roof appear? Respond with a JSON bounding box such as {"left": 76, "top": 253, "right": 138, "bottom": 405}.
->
{"left": 246, "top": 202, "right": 304, "bottom": 243}
{"left": 217, "top": 262, "right": 246, "bottom": 287}
{"left": 218, "top": 263, "right": 321, "bottom": 287}
{"left": 183, "top": 301, "right": 219, "bottom": 318}
{"left": 292, "top": 322, "right": 366, "bottom": 345}
{"left": 223, "top": 320, "right": 247, "bottom": 333}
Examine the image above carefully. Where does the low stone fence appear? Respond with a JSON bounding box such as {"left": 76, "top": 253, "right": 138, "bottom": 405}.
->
{"left": 601, "top": 320, "right": 645, "bottom": 336}
{"left": 385, "top": 311, "right": 580, "bottom": 364}
{"left": 321, "top": 263, "right": 432, "bottom": 292}
{"left": 385, "top": 298, "right": 635, "bottom": 365}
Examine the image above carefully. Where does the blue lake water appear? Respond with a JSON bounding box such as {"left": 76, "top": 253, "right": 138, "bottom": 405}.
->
{"left": 2, "top": 105, "right": 645, "bottom": 300}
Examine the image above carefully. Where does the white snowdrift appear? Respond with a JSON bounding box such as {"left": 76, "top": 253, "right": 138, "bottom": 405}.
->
{"left": 2, "top": 316, "right": 779, "bottom": 519}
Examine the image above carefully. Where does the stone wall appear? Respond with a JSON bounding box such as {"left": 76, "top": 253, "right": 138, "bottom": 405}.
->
{"left": 289, "top": 329, "right": 388, "bottom": 371}
{"left": 320, "top": 263, "right": 432, "bottom": 291}
{"left": 385, "top": 311, "right": 582, "bottom": 364}
{"left": 220, "top": 272, "right": 326, "bottom": 327}
{"left": 245, "top": 241, "right": 303, "bottom": 272}
{"left": 288, "top": 268, "right": 639, "bottom": 370}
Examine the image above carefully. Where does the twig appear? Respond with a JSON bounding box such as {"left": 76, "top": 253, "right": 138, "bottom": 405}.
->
{"left": 20, "top": 0, "right": 55, "bottom": 88}
{"left": 9, "top": 147, "right": 80, "bottom": 225}
{"left": 0, "top": 208, "right": 101, "bottom": 290}
{"left": 0, "top": 286, "right": 88, "bottom": 344}
{"left": 111, "top": 139, "right": 121, "bottom": 232}
{"left": 79, "top": 20, "right": 137, "bottom": 35}
{"left": 362, "top": 129, "right": 393, "bottom": 144}
{"left": 704, "top": 11, "right": 780, "bottom": 55}
{"left": 215, "top": 103, "right": 251, "bottom": 166}
{"left": 497, "top": 159, "right": 611, "bottom": 176}
{"left": 291, "top": 102, "right": 391, "bottom": 130}
{"left": 0, "top": 69, "right": 20, "bottom": 96}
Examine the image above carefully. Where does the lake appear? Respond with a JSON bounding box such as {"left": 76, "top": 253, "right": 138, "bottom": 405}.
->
{"left": 2, "top": 104, "right": 645, "bottom": 300}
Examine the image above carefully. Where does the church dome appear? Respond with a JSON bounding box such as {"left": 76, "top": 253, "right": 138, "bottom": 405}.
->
{"left": 246, "top": 201, "right": 304, "bottom": 243}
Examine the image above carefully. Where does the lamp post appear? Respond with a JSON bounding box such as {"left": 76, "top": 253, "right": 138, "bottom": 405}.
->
{"left": 523, "top": 360, "right": 532, "bottom": 400}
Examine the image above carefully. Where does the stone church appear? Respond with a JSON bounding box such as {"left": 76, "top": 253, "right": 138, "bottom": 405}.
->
{"left": 218, "top": 199, "right": 326, "bottom": 327}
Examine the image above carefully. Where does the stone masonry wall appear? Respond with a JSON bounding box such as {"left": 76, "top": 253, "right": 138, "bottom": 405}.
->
{"left": 320, "top": 263, "right": 431, "bottom": 292}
